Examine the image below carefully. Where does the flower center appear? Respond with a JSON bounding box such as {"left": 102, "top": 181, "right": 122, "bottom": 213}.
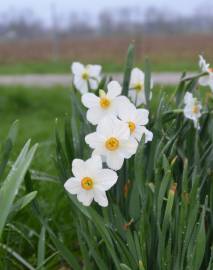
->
{"left": 134, "top": 83, "right": 143, "bottom": 92}
{"left": 192, "top": 104, "right": 199, "bottom": 114}
{"left": 82, "top": 71, "right": 89, "bottom": 80}
{"left": 105, "top": 137, "right": 119, "bottom": 151}
{"left": 81, "top": 177, "right": 94, "bottom": 190}
{"left": 100, "top": 97, "right": 111, "bottom": 108}
{"left": 128, "top": 121, "right": 136, "bottom": 133}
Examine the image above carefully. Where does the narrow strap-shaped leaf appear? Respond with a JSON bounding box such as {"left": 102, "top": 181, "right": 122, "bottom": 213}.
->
{"left": 25, "top": 173, "right": 81, "bottom": 270}
{"left": 37, "top": 226, "right": 46, "bottom": 270}
{"left": 0, "top": 121, "right": 19, "bottom": 179}
{"left": 144, "top": 58, "right": 151, "bottom": 108}
{"left": 0, "top": 141, "right": 38, "bottom": 239}
{"left": 122, "top": 44, "right": 134, "bottom": 96}
{"left": 0, "top": 243, "right": 35, "bottom": 270}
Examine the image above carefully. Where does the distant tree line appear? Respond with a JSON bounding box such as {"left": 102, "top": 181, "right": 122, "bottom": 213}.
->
{"left": 0, "top": 5, "right": 213, "bottom": 40}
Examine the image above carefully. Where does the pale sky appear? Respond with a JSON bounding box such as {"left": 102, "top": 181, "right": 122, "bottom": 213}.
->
{"left": 0, "top": 0, "right": 209, "bottom": 26}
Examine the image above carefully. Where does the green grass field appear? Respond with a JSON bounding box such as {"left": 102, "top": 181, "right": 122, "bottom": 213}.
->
{"left": 0, "top": 59, "right": 198, "bottom": 74}
{"left": 0, "top": 86, "right": 71, "bottom": 174}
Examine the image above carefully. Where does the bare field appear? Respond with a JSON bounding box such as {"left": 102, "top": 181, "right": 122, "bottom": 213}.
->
{"left": 0, "top": 34, "right": 212, "bottom": 72}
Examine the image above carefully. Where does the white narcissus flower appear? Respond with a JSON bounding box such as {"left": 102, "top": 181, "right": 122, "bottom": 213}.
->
{"left": 198, "top": 55, "right": 213, "bottom": 92}
{"left": 183, "top": 92, "right": 202, "bottom": 129}
{"left": 118, "top": 102, "right": 153, "bottom": 143}
{"left": 64, "top": 155, "right": 117, "bottom": 207}
{"left": 82, "top": 81, "right": 130, "bottom": 125}
{"left": 71, "top": 62, "right": 102, "bottom": 94}
{"left": 85, "top": 115, "right": 138, "bottom": 171}
{"left": 128, "top": 67, "right": 153, "bottom": 106}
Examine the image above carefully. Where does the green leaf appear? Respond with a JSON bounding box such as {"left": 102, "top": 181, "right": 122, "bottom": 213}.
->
{"left": 122, "top": 44, "right": 134, "bottom": 96}
{"left": 120, "top": 263, "right": 132, "bottom": 270}
{"left": 0, "top": 140, "right": 38, "bottom": 239}
{"left": 37, "top": 226, "right": 46, "bottom": 270}
{"left": 192, "top": 203, "right": 206, "bottom": 269}
{"left": 0, "top": 120, "right": 19, "bottom": 179}
{"left": 8, "top": 191, "right": 38, "bottom": 220}
{"left": 25, "top": 173, "right": 82, "bottom": 270}
{"left": 134, "top": 136, "right": 145, "bottom": 198}
{"left": 144, "top": 58, "right": 151, "bottom": 108}
{"left": 0, "top": 243, "right": 35, "bottom": 270}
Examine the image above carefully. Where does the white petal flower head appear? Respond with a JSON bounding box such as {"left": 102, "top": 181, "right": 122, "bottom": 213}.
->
{"left": 71, "top": 62, "right": 102, "bottom": 94}
{"left": 198, "top": 55, "right": 213, "bottom": 92}
{"left": 183, "top": 92, "right": 202, "bottom": 129}
{"left": 118, "top": 102, "right": 153, "bottom": 143}
{"left": 64, "top": 155, "right": 117, "bottom": 207}
{"left": 82, "top": 81, "right": 130, "bottom": 125}
{"left": 128, "top": 67, "right": 153, "bottom": 106}
{"left": 85, "top": 115, "right": 138, "bottom": 171}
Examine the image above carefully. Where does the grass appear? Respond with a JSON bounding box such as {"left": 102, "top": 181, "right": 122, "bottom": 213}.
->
{"left": 0, "top": 86, "right": 77, "bottom": 268}
{"left": 0, "top": 85, "right": 71, "bottom": 174}
{"left": 0, "top": 58, "right": 199, "bottom": 75}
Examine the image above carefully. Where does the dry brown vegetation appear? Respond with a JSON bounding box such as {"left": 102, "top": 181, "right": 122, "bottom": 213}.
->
{"left": 0, "top": 34, "right": 212, "bottom": 65}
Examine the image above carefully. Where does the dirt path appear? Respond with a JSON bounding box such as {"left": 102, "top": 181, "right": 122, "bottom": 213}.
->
{"left": 0, "top": 72, "right": 196, "bottom": 87}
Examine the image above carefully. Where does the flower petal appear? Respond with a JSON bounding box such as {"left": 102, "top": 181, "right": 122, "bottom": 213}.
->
{"left": 118, "top": 102, "right": 137, "bottom": 122}
{"left": 112, "top": 119, "right": 130, "bottom": 140}
{"left": 71, "top": 62, "right": 85, "bottom": 75}
{"left": 74, "top": 76, "right": 88, "bottom": 94}
{"left": 119, "top": 138, "right": 138, "bottom": 158}
{"left": 209, "top": 77, "right": 213, "bottom": 91}
{"left": 93, "top": 190, "right": 108, "bottom": 207}
{"left": 89, "top": 78, "right": 99, "bottom": 90}
{"left": 184, "top": 92, "right": 193, "bottom": 104}
{"left": 107, "top": 81, "right": 122, "bottom": 99}
{"left": 128, "top": 89, "right": 137, "bottom": 104}
{"left": 82, "top": 93, "right": 99, "bottom": 108}
{"left": 64, "top": 177, "right": 82, "bottom": 195}
{"left": 72, "top": 159, "right": 86, "bottom": 178}
{"left": 141, "top": 126, "right": 153, "bottom": 143}
{"left": 85, "top": 155, "right": 102, "bottom": 172}
{"left": 77, "top": 190, "right": 94, "bottom": 206}
{"left": 86, "top": 107, "right": 108, "bottom": 125}
{"left": 96, "top": 115, "right": 115, "bottom": 137}
{"left": 106, "top": 152, "right": 124, "bottom": 171}
{"left": 95, "top": 169, "right": 118, "bottom": 190}
{"left": 87, "top": 65, "right": 102, "bottom": 77}
{"left": 85, "top": 132, "right": 103, "bottom": 149}
{"left": 199, "top": 76, "right": 210, "bottom": 87}
{"left": 135, "top": 109, "right": 149, "bottom": 125}
{"left": 133, "top": 125, "right": 143, "bottom": 142}
{"left": 136, "top": 90, "right": 146, "bottom": 106}
{"left": 130, "top": 68, "right": 145, "bottom": 85}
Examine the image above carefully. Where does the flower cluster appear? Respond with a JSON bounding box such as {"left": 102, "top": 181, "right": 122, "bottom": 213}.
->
{"left": 183, "top": 55, "right": 213, "bottom": 129}
{"left": 71, "top": 62, "right": 102, "bottom": 94}
{"left": 183, "top": 92, "right": 202, "bottom": 129}
{"left": 65, "top": 55, "right": 212, "bottom": 206}
{"left": 65, "top": 62, "right": 153, "bottom": 207}
{"left": 198, "top": 55, "right": 213, "bottom": 91}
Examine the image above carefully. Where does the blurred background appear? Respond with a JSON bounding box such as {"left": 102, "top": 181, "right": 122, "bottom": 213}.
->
{"left": 0, "top": 0, "right": 213, "bottom": 74}
{"left": 0, "top": 0, "right": 213, "bottom": 174}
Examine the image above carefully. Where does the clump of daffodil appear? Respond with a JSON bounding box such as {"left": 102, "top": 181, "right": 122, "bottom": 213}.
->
{"left": 198, "top": 55, "right": 213, "bottom": 92}
{"left": 85, "top": 115, "right": 138, "bottom": 171}
{"left": 64, "top": 155, "right": 117, "bottom": 207}
{"left": 128, "top": 67, "right": 153, "bottom": 106}
{"left": 183, "top": 92, "right": 202, "bottom": 129}
{"left": 71, "top": 62, "right": 102, "bottom": 94}
{"left": 118, "top": 102, "right": 153, "bottom": 143}
{"left": 82, "top": 81, "right": 129, "bottom": 125}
